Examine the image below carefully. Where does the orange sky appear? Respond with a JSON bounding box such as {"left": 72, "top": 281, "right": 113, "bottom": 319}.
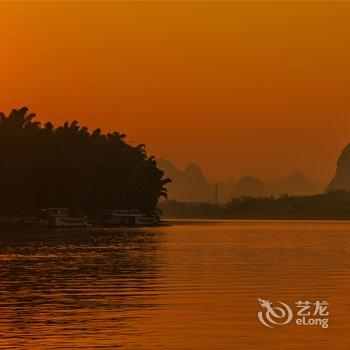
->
{"left": 1, "top": 1, "right": 350, "bottom": 182}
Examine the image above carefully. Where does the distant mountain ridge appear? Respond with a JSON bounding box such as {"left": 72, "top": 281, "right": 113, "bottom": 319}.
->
{"left": 232, "top": 176, "right": 265, "bottom": 197}
{"left": 158, "top": 158, "right": 325, "bottom": 203}
{"left": 157, "top": 159, "right": 212, "bottom": 202}
{"left": 158, "top": 159, "right": 236, "bottom": 203}
{"left": 263, "top": 172, "right": 324, "bottom": 196}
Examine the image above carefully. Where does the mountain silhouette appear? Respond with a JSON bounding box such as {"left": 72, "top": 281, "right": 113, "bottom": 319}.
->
{"left": 158, "top": 159, "right": 212, "bottom": 202}
{"left": 159, "top": 158, "right": 325, "bottom": 202}
{"left": 326, "top": 143, "right": 350, "bottom": 192}
{"left": 232, "top": 176, "right": 265, "bottom": 197}
{"left": 263, "top": 172, "right": 324, "bottom": 195}
{"left": 158, "top": 159, "right": 238, "bottom": 203}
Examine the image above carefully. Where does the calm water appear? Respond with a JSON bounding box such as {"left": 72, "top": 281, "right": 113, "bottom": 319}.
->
{"left": 0, "top": 220, "right": 349, "bottom": 349}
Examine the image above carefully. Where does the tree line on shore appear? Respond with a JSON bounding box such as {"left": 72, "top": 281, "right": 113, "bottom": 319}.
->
{"left": 0, "top": 107, "right": 170, "bottom": 216}
{"left": 160, "top": 190, "right": 350, "bottom": 219}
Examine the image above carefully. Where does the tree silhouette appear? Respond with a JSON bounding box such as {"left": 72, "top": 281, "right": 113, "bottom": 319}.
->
{"left": 0, "top": 107, "right": 171, "bottom": 216}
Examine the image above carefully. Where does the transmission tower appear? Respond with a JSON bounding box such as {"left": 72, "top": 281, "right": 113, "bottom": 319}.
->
{"left": 214, "top": 184, "right": 219, "bottom": 205}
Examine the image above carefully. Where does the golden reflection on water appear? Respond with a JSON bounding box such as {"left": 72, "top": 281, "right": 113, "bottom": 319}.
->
{"left": 0, "top": 221, "right": 349, "bottom": 349}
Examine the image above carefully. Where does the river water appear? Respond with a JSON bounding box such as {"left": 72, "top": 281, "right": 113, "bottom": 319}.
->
{"left": 0, "top": 220, "right": 349, "bottom": 349}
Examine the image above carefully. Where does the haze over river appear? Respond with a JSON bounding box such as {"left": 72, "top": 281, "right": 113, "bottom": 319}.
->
{"left": 0, "top": 221, "right": 349, "bottom": 349}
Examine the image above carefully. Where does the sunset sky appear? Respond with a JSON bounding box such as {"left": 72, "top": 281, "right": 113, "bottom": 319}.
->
{"left": 1, "top": 1, "right": 350, "bottom": 182}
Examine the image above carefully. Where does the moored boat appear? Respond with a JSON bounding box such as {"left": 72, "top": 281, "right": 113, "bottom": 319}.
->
{"left": 96, "top": 209, "right": 160, "bottom": 227}
{"left": 40, "top": 208, "right": 88, "bottom": 227}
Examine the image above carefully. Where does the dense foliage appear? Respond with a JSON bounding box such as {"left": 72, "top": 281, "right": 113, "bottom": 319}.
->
{"left": 160, "top": 190, "right": 350, "bottom": 219}
{"left": 0, "top": 107, "right": 170, "bottom": 216}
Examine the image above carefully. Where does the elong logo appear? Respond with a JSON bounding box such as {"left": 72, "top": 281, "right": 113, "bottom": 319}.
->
{"left": 258, "top": 298, "right": 329, "bottom": 329}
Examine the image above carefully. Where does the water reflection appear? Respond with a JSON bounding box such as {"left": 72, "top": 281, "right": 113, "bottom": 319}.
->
{"left": 0, "top": 221, "right": 349, "bottom": 349}
{"left": 0, "top": 228, "right": 162, "bottom": 349}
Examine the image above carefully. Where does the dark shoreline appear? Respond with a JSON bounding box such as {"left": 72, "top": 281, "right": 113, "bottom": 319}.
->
{"left": 163, "top": 215, "right": 350, "bottom": 221}
{"left": 160, "top": 191, "right": 350, "bottom": 221}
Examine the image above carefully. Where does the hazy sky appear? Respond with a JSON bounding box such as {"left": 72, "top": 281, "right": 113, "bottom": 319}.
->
{"left": 1, "top": 1, "right": 350, "bottom": 182}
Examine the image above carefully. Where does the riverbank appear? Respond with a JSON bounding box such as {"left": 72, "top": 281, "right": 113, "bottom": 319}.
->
{"left": 160, "top": 190, "right": 350, "bottom": 220}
